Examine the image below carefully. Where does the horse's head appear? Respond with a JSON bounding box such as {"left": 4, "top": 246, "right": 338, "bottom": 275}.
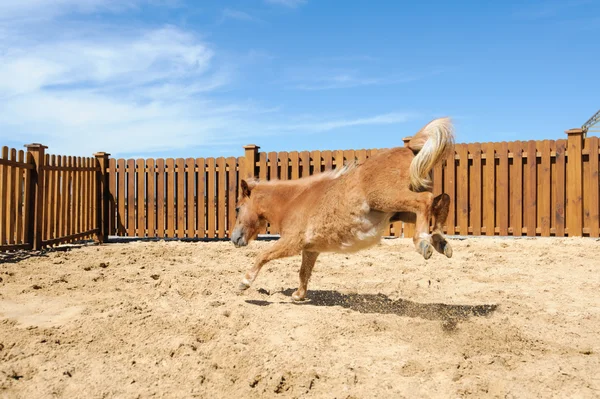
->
{"left": 231, "top": 179, "right": 265, "bottom": 247}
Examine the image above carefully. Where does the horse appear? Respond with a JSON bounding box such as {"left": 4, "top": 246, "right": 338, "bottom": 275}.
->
{"left": 231, "top": 117, "right": 455, "bottom": 301}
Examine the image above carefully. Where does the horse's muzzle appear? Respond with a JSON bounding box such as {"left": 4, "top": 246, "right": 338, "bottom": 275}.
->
{"left": 231, "top": 231, "right": 247, "bottom": 247}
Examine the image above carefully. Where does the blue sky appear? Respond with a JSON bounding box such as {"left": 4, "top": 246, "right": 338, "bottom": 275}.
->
{"left": 0, "top": 0, "right": 598, "bottom": 159}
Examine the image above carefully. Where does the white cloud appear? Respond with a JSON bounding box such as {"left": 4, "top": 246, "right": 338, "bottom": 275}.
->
{"left": 264, "top": 0, "right": 307, "bottom": 8}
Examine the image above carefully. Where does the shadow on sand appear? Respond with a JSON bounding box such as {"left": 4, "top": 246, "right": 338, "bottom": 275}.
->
{"left": 246, "top": 289, "right": 497, "bottom": 325}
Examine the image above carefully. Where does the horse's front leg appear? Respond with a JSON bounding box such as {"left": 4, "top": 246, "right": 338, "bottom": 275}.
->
{"left": 431, "top": 193, "right": 452, "bottom": 258}
{"left": 292, "top": 250, "right": 319, "bottom": 302}
{"left": 238, "top": 238, "right": 301, "bottom": 292}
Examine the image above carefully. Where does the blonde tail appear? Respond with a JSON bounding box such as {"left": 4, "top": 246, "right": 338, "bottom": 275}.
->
{"left": 407, "top": 117, "right": 455, "bottom": 191}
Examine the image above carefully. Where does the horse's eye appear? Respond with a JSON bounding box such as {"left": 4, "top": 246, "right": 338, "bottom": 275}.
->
{"left": 235, "top": 207, "right": 240, "bottom": 214}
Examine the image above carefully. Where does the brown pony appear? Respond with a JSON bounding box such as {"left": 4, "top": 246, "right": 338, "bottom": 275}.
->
{"left": 231, "top": 117, "right": 455, "bottom": 301}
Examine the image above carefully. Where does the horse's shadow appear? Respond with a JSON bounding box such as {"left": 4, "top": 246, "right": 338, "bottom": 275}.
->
{"left": 246, "top": 289, "right": 497, "bottom": 325}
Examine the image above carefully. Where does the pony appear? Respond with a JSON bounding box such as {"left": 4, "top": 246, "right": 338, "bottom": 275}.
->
{"left": 231, "top": 117, "right": 455, "bottom": 301}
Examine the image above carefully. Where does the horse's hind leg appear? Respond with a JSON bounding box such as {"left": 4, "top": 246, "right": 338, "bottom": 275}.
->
{"left": 431, "top": 193, "right": 452, "bottom": 258}
{"left": 412, "top": 193, "right": 434, "bottom": 260}
{"left": 238, "top": 239, "right": 301, "bottom": 292}
{"left": 292, "top": 251, "right": 319, "bottom": 302}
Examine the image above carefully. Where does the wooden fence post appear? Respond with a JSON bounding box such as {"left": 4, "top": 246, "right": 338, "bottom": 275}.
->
{"left": 566, "top": 128, "right": 585, "bottom": 237}
{"left": 243, "top": 144, "right": 260, "bottom": 179}
{"left": 24, "top": 143, "right": 47, "bottom": 250}
{"left": 94, "top": 152, "right": 110, "bottom": 243}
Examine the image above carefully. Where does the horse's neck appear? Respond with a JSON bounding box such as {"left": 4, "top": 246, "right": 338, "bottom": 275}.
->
{"left": 255, "top": 182, "right": 302, "bottom": 224}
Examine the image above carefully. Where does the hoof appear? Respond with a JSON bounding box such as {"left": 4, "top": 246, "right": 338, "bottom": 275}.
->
{"left": 418, "top": 241, "right": 433, "bottom": 260}
{"left": 237, "top": 279, "right": 251, "bottom": 292}
{"left": 443, "top": 243, "right": 453, "bottom": 258}
{"left": 291, "top": 291, "right": 306, "bottom": 302}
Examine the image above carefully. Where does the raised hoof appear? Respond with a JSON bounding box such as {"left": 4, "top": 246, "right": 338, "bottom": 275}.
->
{"left": 443, "top": 243, "right": 453, "bottom": 258}
{"left": 291, "top": 291, "right": 306, "bottom": 302}
{"left": 418, "top": 241, "right": 433, "bottom": 260}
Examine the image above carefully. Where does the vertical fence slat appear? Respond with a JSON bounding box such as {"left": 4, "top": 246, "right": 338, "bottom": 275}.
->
{"left": 0, "top": 147, "right": 6, "bottom": 245}
{"left": 79, "top": 157, "right": 86, "bottom": 238}
{"left": 301, "top": 151, "right": 311, "bottom": 178}
{"left": 484, "top": 144, "right": 495, "bottom": 236}
{"left": 497, "top": 142, "right": 509, "bottom": 236}
{"left": 57, "top": 156, "right": 65, "bottom": 240}
{"left": 126, "top": 159, "right": 135, "bottom": 236}
{"left": 156, "top": 159, "right": 165, "bottom": 237}
{"left": 197, "top": 158, "right": 206, "bottom": 238}
{"left": 525, "top": 140, "right": 537, "bottom": 237}
{"left": 136, "top": 159, "right": 146, "bottom": 238}
{"left": 16, "top": 151, "right": 25, "bottom": 244}
{"left": 147, "top": 159, "right": 156, "bottom": 238}
{"left": 166, "top": 159, "right": 175, "bottom": 238}
{"left": 554, "top": 140, "right": 566, "bottom": 237}
{"left": 22, "top": 152, "right": 32, "bottom": 246}
{"left": 457, "top": 145, "right": 469, "bottom": 235}
{"left": 74, "top": 157, "right": 80, "bottom": 237}
{"left": 108, "top": 158, "right": 116, "bottom": 235}
{"left": 509, "top": 142, "right": 523, "bottom": 236}
{"left": 67, "top": 156, "right": 74, "bottom": 238}
{"left": 258, "top": 152, "right": 267, "bottom": 182}
{"left": 445, "top": 149, "right": 456, "bottom": 235}
{"left": 356, "top": 149, "right": 367, "bottom": 165}
{"left": 216, "top": 158, "right": 225, "bottom": 238}
{"left": 540, "top": 141, "right": 551, "bottom": 236}
{"left": 92, "top": 157, "right": 98, "bottom": 234}
{"left": 566, "top": 130, "right": 584, "bottom": 236}
{"left": 268, "top": 152, "right": 278, "bottom": 181}
{"left": 470, "top": 143, "right": 482, "bottom": 235}
{"left": 185, "top": 158, "right": 195, "bottom": 238}
{"left": 227, "top": 157, "right": 237, "bottom": 237}
{"left": 116, "top": 159, "right": 125, "bottom": 235}
{"left": 526, "top": 141, "right": 537, "bottom": 236}
{"left": 290, "top": 151, "right": 300, "bottom": 180}
{"left": 311, "top": 150, "right": 322, "bottom": 175}
{"left": 207, "top": 158, "right": 216, "bottom": 238}
{"left": 279, "top": 152, "right": 289, "bottom": 181}
{"left": 176, "top": 158, "right": 186, "bottom": 238}
{"left": 322, "top": 150, "right": 333, "bottom": 172}
{"left": 52, "top": 156, "right": 60, "bottom": 240}
{"left": 41, "top": 154, "right": 49, "bottom": 241}
{"left": 217, "top": 157, "right": 227, "bottom": 238}
{"left": 588, "top": 137, "right": 599, "bottom": 237}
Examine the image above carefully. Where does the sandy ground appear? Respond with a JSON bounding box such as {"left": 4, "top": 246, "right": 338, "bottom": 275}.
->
{"left": 1, "top": 236, "right": 599, "bottom": 398}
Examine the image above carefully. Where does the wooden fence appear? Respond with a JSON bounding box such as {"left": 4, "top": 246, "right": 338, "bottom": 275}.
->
{"left": 0, "top": 147, "right": 32, "bottom": 251}
{"left": 107, "top": 156, "right": 242, "bottom": 239}
{"left": 0, "top": 128, "right": 598, "bottom": 252}
{"left": 0, "top": 144, "right": 102, "bottom": 252}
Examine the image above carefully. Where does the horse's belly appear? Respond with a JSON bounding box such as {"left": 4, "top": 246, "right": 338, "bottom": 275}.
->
{"left": 305, "top": 208, "right": 390, "bottom": 253}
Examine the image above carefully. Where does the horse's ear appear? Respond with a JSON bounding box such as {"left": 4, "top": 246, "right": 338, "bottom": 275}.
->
{"left": 241, "top": 179, "right": 252, "bottom": 198}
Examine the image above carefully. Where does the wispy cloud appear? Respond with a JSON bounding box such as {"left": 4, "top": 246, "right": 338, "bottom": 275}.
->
{"left": 266, "top": 112, "right": 418, "bottom": 133}
{"left": 0, "top": 0, "right": 141, "bottom": 21}
{"left": 264, "top": 0, "right": 307, "bottom": 8}
{"left": 285, "top": 67, "right": 443, "bottom": 91}
{"left": 512, "top": 0, "right": 593, "bottom": 20}
{"left": 219, "top": 8, "right": 261, "bottom": 23}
